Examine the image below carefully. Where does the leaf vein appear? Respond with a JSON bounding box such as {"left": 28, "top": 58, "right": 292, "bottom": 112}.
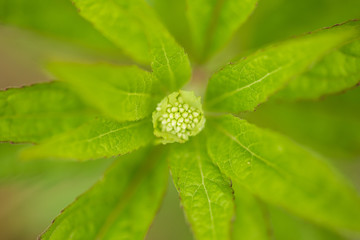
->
{"left": 207, "top": 65, "right": 285, "bottom": 106}
{"left": 211, "top": 121, "right": 289, "bottom": 179}
{"left": 195, "top": 140, "right": 217, "bottom": 239}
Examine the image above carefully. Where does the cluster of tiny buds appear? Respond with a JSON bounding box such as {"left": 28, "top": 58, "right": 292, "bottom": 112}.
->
{"left": 156, "top": 97, "right": 201, "bottom": 140}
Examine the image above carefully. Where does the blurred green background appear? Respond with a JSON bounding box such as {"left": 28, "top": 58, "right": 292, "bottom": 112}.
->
{"left": 0, "top": 0, "right": 360, "bottom": 239}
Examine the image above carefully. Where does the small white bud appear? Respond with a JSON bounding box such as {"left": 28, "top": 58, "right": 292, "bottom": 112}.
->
{"left": 153, "top": 91, "right": 205, "bottom": 144}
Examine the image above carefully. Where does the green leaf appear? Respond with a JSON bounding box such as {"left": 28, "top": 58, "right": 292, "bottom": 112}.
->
{"left": 40, "top": 146, "right": 168, "bottom": 240}
{"left": 205, "top": 20, "right": 360, "bottom": 113}
{"left": 185, "top": 0, "right": 257, "bottom": 61}
{"left": 245, "top": 87, "right": 360, "bottom": 161}
{"left": 72, "top": 0, "right": 191, "bottom": 91}
{"left": 48, "top": 62, "right": 162, "bottom": 122}
{"left": 168, "top": 134, "right": 234, "bottom": 240}
{"left": 22, "top": 117, "right": 154, "bottom": 161}
{"left": 0, "top": 82, "right": 94, "bottom": 143}
{"left": 150, "top": 33, "right": 192, "bottom": 92}
{"left": 275, "top": 39, "right": 360, "bottom": 100}
{"left": 0, "top": 0, "right": 118, "bottom": 54}
{"left": 206, "top": 115, "right": 360, "bottom": 235}
{"left": 232, "top": 183, "right": 344, "bottom": 240}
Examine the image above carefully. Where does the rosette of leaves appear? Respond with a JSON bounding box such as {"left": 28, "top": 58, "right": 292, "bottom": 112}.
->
{"left": 1, "top": 0, "right": 360, "bottom": 240}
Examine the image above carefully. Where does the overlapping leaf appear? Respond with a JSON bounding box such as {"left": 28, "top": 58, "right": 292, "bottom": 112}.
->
{"left": 72, "top": 0, "right": 191, "bottom": 91}
{"left": 48, "top": 62, "right": 162, "bottom": 122}
{"left": 168, "top": 134, "right": 234, "bottom": 240}
{"left": 205, "top": 21, "right": 360, "bottom": 113}
{"left": 22, "top": 118, "right": 154, "bottom": 161}
{"left": 185, "top": 0, "right": 257, "bottom": 61}
{"left": 0, "top": 82, "right": 94, "bottom": 143}
{"left": 40, "top": 147, "right": 168, "bottom": 240}
{"left": 1, "top": 0, "right": 360, "bottom": 239}
{"left": 207, "top": 115, "right": 360, "bottom": 235}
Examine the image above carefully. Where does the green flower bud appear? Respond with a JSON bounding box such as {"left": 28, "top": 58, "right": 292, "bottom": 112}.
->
{"left": 152, "top": 90, "right": 206, "bottom": 144}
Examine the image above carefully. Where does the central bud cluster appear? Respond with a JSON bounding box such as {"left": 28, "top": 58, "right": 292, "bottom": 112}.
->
{"left": 152, "top": 91, "right": 205, "bottom": 144}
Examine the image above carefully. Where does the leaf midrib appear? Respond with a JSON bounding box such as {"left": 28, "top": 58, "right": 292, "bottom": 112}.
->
{"left": 206, "top": 62, "right": 291, "bottom": 107}
{"left": 209, "top": 120, "right": 289, "bottom": 179}
{"left": 195, "top": 139, "right": 217, "bottom": 239}
{"left": 161, "top": 40, "right": 176, "bottom": 89}
{"left": 83, "top": 120, "right": 147, "bottom": 143}
{"left": 103, "top": 80, "right": 159, "bottom": 98}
